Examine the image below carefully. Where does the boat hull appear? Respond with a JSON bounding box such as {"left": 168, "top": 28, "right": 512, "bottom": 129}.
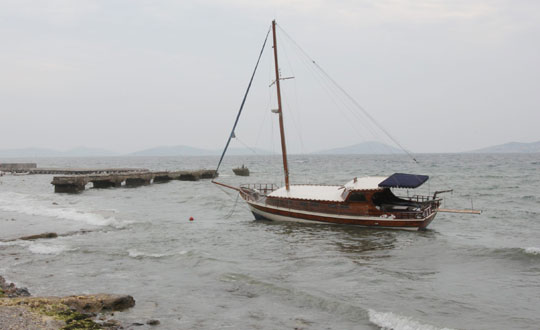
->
{"left": 247, "top": 201, "right": 437, "bottom": 230}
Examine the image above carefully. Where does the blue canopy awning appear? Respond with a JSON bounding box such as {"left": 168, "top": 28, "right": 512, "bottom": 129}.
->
{"left": 378, "top": 173, "right": 429, "bottom": 189}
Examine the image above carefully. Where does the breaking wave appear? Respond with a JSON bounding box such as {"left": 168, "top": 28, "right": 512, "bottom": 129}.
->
{"left": 128, "top": 249, "right": 169, "bottom": 258}
{"left": 127, "top": 249, "right": 189, "bottom": 259}
{"left": 0, "top": 240, "right": 74, "bottom": 256}
{"left": 368, "top": 309, "right": 454, "bottom": 330}
{"left": 28, "top": 243, "right": 73, "bottom": 255}
{"left": 0, "top": 192, "right": 125, "bottom": 228}
{"left": 469, "top": 245, "right": 540, "bottom": 259}
{"left": 523, "top": 247, "right": 540, "bottom": 256}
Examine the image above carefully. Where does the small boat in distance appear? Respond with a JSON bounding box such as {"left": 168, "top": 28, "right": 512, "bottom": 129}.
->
{"left": 213, "top": 20, "right": 476, "bottom": 230}
{"left": 233, "top": 165, "right": 250, "bottom": 176}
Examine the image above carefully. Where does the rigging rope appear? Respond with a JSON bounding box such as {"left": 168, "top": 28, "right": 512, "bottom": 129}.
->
{"left": 214, "top": 26, "right": 271, "bottom": 176}
{"left": 277, "top": 25, "right": 419, "bottom": 164}
{"left": 235, "top": 135, "right": 260, "bottom": 155}
{"left": 216, "top": 183, "right": 238, "bottom": 201}
{"left": 224, "top": 192, "right": 241, "bottom": 219}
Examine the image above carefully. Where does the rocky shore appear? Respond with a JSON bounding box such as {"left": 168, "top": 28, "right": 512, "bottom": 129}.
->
{"left": 0, "top": 275, "right": 136, "bottom": 329}
{"left": 0, "top": 230, "right": 154, "bottom": 329}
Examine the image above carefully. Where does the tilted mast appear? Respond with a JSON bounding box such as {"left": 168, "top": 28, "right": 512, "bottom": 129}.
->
{"left": 271, "top": 20, "right": 290, "bottom": 191}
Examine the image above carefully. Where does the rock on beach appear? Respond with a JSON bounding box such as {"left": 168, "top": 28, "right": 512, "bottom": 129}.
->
{"left": 0, "top": 275, "right": 135, "bottom": 330}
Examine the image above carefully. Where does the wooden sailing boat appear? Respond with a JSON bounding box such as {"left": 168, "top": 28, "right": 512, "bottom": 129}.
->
{"left": 213, "top": 20, "right": 474, "bottom": 230}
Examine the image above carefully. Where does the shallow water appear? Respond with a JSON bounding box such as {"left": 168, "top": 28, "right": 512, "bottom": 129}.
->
{"left": 0, "top": 154, "right": 539, "bottom": 329}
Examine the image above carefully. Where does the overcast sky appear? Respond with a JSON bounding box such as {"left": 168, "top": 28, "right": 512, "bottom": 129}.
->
{"left": 1, "top": 0, "right": 539, "bottom": 153}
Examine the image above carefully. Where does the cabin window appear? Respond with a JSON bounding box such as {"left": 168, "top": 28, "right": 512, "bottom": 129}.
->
{"left": 348, "top": 192, "right": 367, "bottom": 202}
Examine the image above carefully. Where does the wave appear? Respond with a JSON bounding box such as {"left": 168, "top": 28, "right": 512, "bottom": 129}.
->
{"left": 28, "top": 243, "right": 72, "bottom": 255}
{"left": 127, "top": 249, "right": 189, "bottom": 259}
{"left": 472, "top": 245, "right": 540, "bottom": 259}
{"left": 0, "top": 192, "right": 126, "bottom": 228}
{"left": 128, "top": 249, "right": 168, "bottom": 258}
{"left": 220, "top": 272, "right": 366, "bottom": 321}
{"left": 494, "top": 246, "right": 540, "bottom": 258}
{"left": 368, "top": 309, "right": 454, "bottom": 330}
{"left": 0, "top": 240, "right": 74, "bottom": 256}
{"left": 523, "top": 247, "right": 540, "bottom": 256}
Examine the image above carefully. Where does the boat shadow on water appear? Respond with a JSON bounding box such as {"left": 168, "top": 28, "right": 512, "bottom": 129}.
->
{"left": 249, "top": 218, "right": 438, "bottom": 256}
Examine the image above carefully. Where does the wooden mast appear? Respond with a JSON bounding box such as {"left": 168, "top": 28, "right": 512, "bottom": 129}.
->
{"left": 272, "top": 20, "right": 290, "bottom": 191}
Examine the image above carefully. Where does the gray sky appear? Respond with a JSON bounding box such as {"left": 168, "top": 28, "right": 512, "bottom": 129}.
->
{"left": 1, "top": 0, "right": 539, "bottom": 153}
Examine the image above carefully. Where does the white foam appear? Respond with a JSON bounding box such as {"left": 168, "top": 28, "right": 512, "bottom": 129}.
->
{"left": 128, "top": 249, "right": 168, "bottom": 258}
{"left": 127, "top": 249, "right": 191, "bottom": 258}
{"left": 0, "top": 192, "right": 124, "bottom": 228}
{"left": 0, "top": 240, "right": 29, "bottom": 248}
{"left": 368, "top": 309, "right": 454, "bottom": 330}
{"left": 523, "top": 247, "right": 540, "bottom": 255}
{"left": 0, "top": 240, "right": 72, "bottom": 255}
{"left": 28, "top": 243, "right": 69, "bottom": 255}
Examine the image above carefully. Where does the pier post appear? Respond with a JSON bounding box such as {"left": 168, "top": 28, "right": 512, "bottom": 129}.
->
{"left": 200, "top": 170, "right": 217, "bottom": 179}
{"left": 178, "top": 172, "right": 201, "bottom": 181}
{"left": 51, "top": 177, "right": 89, "bottom": 193}
{"left": 92, "top": 180, "right": 122, "bottom": 188}
{"left": 124, "top": 173, "right": 153, "bottom": 187}
{"left": 54, "top": 183, "right": 86, "bottom": 193}
{"left": 151, "top": 171, "right": 172, "bottom": 183}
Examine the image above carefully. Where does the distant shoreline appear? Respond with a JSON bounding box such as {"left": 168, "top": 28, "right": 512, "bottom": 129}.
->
{"left": 1, "top": 140, "right": 539, "bottom": 157}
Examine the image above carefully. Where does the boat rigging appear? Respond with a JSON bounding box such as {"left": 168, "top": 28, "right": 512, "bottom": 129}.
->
{"left": 212, "top": 20, "right": 479, "bottom": 230}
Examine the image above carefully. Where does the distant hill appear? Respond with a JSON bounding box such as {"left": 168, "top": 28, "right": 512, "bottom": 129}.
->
{"left": 316, "top": 141, "right": 405, "bottom": 155}
{"left": 470, "top": 141, "right": 540, "bottom": 153}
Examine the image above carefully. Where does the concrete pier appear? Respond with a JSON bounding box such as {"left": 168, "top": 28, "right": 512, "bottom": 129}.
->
{"left": 23, "top": 168, "right": 148, "bottom": 175}
{"left": 51, "top": 169, "right": 217, "bottom": 193}
{"left": 0, "top": 163, "right": 37, "bottom": 171}
{"left": 0, "top": 166, "right": 149, "bottom": 175}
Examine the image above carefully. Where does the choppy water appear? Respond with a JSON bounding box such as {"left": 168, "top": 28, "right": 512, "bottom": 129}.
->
{"left": 1, "top": 154, "right": 539, "bottom": 329}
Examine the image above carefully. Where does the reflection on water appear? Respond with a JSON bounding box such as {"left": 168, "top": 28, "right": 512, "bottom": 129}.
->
{"left": 252, "top": 219, "right": 399, "bottom": 255}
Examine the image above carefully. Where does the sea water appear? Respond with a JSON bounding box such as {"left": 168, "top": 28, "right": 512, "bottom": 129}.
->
{"left": 0, "top": 154, "right": 539, "bottom": 329}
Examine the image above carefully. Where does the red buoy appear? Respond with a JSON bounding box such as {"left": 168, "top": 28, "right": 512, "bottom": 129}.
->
{"left": 189, "top": 216, "right": 194, "bottom": 221}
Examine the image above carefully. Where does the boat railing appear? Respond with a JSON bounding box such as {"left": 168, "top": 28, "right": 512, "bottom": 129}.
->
{"left": 240, "top": 183, "right": 279, "bottom": 195}
{"left": 401, "top": 195, "right": 442, "bottom": 203}
{"left": 392, "top": 204, "right": 434, "bottom": 219}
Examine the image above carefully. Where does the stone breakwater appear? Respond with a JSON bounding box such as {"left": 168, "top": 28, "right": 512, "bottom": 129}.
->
{"left": 0, "top": 162, "right": 153, "bottom": 175}
{"left": 0, "top": 275, "right": 135, "bottom": 329}
{"left": 51, "top": 169, "right": 217, "bottom": 193}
